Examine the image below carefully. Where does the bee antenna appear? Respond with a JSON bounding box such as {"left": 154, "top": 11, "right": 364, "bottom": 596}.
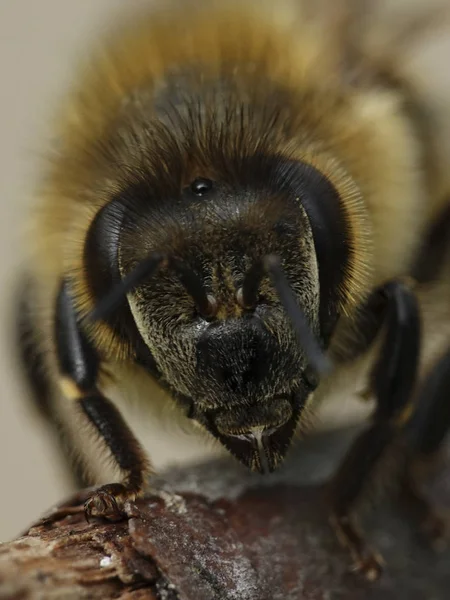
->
{"left": 88, "top": 253, "right": 168, "bottom": 322}
{"left": 244, "top": 255, "right": 332, "bottom": 376}
{"left": 170, "top": 259, "right": 217, "bottom": 319}
{"left": 88, "top": 253, "right": 214, "bottom": 323}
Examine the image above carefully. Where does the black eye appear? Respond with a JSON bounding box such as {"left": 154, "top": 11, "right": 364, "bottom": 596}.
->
{"left": 190, "top": 178, "right": 213, "bottom": 196}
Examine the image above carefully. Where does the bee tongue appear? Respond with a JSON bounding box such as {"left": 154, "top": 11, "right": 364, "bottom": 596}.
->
{"left": 217, "top": 429, "right": 271, "bottom": 473}
{"left": 251, "top": 428, "right": 271, "bottom": 474}
{"left": 217, "top": 411, "right": 302, "bottom": 473}
{"left": 223, "top": 428, "right": 272, "bottom": 473}
{"left": 201, "top": 391, "right": 306, "bottom": 473}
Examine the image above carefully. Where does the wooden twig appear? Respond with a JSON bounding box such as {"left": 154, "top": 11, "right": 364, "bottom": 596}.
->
{"left": 0, "top": 427, "right": 449, "bottom": 599}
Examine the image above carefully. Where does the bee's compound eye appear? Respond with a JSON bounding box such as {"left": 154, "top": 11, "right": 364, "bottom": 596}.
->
{"left": 190, "top": 178, "right": 213, "bottom": 196}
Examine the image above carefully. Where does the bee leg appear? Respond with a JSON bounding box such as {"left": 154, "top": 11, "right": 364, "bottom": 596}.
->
{"left": 329, "top": 280, "right": 420, "bottom": 580}
{"left": 401, "top": 346, "right": 450, "bottom": 548}
{"left": 55, "top": 281, "right": 151, "bottom": 521}
{"left": 14, "top": 276, "right": 87, "bottom": 488}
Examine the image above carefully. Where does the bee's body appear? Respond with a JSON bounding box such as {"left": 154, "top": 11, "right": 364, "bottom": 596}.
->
{"left": 17, "top": 0, "right": 450, "bottom": 579}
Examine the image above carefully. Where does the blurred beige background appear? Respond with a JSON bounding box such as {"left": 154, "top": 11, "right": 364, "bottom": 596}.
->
{"left": 0, "top": 0, "right": 373, "bottom": 542}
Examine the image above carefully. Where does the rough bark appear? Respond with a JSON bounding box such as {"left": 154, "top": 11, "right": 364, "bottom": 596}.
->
{"left": 0, "top": 427, "right": 449, "bottom": 600}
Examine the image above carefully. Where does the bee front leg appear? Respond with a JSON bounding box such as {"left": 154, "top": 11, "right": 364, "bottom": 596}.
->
{"left": 329, "top": 280, "right": 420, "bottom": 580}
{"left": 55, "top": 281, "right": 151, "bottom": 521}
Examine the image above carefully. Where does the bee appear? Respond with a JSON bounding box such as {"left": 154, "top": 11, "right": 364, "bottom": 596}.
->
{"left": 15, "top": 0, "right": 450, "bottom": 580}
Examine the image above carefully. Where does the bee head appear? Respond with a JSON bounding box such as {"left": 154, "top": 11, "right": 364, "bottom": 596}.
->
{"left": 85, "top": 152, "right": 353, "bottom": 473}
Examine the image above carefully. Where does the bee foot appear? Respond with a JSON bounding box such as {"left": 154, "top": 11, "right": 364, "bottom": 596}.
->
{"left": 330, "top": 513, "right": 385, "bottom": 582}
{"left": 84, "top": 483, "right": 136, "bottom": 522}
{"left": 401, "top": 454, "right": 450, "bottom": 553}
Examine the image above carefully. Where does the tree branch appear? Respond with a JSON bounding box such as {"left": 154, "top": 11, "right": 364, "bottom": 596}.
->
{"left": 0, "top": 427, "right": 449, "bottom": 599}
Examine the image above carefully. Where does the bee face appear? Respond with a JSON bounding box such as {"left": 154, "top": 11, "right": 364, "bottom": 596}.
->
{"left": 127, "top": 169, "right": 321, "bottom": 472}
{"left": 86, "top": 151, "right": 332, "bottom": 472}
